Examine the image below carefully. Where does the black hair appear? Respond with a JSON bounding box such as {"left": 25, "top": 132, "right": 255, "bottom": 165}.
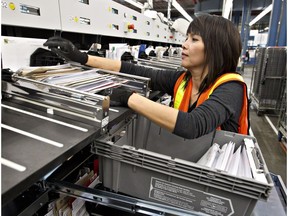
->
{"left": 184, "top": 14, "right": 242, "bottom": 93}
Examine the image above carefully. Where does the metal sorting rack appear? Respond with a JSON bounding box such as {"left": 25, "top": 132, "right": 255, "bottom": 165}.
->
{"left": 137, "top": 56, "right": 183, "bottom": 70}
{"left": 250, "top": 47, "right": 287, "bottom": 115}
{"left": 3, "top": 63, "right": 150, "bottom": 132}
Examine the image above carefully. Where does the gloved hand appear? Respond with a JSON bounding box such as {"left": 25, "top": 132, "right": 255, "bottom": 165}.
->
{"left": 43, "top": 36, "right": 88, "bottom": 65}
{"left": 109, "top": 88, "right": 134, "bottom": 107}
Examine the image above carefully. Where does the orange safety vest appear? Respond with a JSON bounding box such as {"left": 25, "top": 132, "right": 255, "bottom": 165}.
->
{"left": 173, "top": 72, "right": 249, "bottom": 135}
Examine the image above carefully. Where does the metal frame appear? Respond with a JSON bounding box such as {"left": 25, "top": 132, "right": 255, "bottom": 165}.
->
{"left": 46, "top": 179, "right": 205, "bottom": 216}
{"left": 137, "top": 56, "right": 183, "bottom": 70}
{"left": 250, "top": 47, "right": 287, "bottom": 115}
{"left": 277, "top": 82, "right": 287, "bottom": 142}
{"left": 3, "top": 64, "right": 150, "bottom": 133}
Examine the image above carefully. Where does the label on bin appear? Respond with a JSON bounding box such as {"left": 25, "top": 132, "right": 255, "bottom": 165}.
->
{"left": 149, "top": 177, "right": 234, "bottom": 216}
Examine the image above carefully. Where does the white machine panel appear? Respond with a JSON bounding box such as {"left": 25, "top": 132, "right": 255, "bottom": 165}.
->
{"left": 2, "top": 0, "right": 186, "bottom": 44}
{"left": 59, "top": 0, "right": 185, "bottom": 44}
{"left": 103, "top": 0, "right": 141, "bottom": 39}
{"left": 1, "top": 0, "right": 61, "bottom": 30}
{"left": 58, "top": 0, "right": 100, "bottom": 35}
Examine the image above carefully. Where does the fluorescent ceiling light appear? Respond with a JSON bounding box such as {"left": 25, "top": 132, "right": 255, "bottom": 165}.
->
{"left": 172, "top": 0, "right": 193, "bottom": 22}
{"left": 249, "top": 4, "right": 272, "bottom": 26}
{"left": 222, "top": 0, "right": 233, "bottom": 19}
{"left": 124, "top": 0, "right": 143, "bottom": 9}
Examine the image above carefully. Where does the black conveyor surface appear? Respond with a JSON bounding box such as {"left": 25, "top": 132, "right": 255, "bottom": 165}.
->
{"left": 1, "top": 98, "right": 132, "bottom": 206}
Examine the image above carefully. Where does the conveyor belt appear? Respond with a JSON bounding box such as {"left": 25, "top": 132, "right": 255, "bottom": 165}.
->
{"left": 1, "top": 98, "right": 133, "bottom": 206}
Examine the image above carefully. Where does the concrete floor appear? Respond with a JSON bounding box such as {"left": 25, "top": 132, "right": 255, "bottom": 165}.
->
{"left": 243, "top": 65, "right": 287, "bottom": 186}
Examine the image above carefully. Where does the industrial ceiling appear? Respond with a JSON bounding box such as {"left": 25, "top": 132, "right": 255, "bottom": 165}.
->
{"left": 113, "top": 0, "right": 272, "bottom": 29}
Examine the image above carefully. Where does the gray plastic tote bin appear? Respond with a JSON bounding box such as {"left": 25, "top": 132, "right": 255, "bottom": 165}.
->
{"left": 92, "top": 123, "right": 273, "bottom": 216}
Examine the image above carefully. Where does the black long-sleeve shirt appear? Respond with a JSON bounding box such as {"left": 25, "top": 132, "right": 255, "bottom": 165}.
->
{"left": 120, "top": 62, "right": 244, "bottom": 139}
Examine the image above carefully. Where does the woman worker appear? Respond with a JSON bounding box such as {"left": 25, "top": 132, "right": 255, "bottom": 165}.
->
{"left": 44, "top": 14, "right": 249, "bottom": 139}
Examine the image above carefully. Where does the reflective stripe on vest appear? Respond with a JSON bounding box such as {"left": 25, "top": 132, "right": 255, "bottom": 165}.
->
{"left": 174, "top": 74, "right": 187, "bottom": 110}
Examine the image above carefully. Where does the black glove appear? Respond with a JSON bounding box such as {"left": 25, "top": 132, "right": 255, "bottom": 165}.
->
{"left": 109, "top": 88, "right": 134, "bottom": 107}
{"left": 2, "top": 68, "right": 14, "bottom": 82}
{"left": 43, "top": 36, "right": 88, "bottom": 65}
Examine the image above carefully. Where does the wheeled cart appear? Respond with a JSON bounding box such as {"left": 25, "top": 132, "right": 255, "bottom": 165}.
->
{"left": 250, "top": 47, "right": 287, "bottom": 115}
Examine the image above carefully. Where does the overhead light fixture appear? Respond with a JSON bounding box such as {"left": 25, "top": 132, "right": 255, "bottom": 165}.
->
{"left": 222, "top": 0, "right": 233, "bottom": 19}
{"left": 124, "top": 0, "right": 144, "bottom": 9}
{"left": 172, "top": 0, "right": 193, "bottom": 22}
{"left": 249, "top": 4, "right": 272, "bottom": 26}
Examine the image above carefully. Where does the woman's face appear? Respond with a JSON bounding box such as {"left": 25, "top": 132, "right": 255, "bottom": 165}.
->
{"left": 181, "top": 33, "right": 206, "bottom": 71}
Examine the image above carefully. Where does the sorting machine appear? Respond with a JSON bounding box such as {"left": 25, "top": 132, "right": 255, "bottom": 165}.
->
{"left": 2, "top": 60, "right": 287, "bottom": 216}
{"left": 1, "top": 0, "right": 286, "bottom": 214}
{"left": 3, "top": 64, "right": 188, "bottom": 215}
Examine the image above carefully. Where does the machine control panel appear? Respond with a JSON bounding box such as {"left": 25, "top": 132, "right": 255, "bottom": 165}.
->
{"left": 1, "top": 0, "right": 61, "bottom": 30}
